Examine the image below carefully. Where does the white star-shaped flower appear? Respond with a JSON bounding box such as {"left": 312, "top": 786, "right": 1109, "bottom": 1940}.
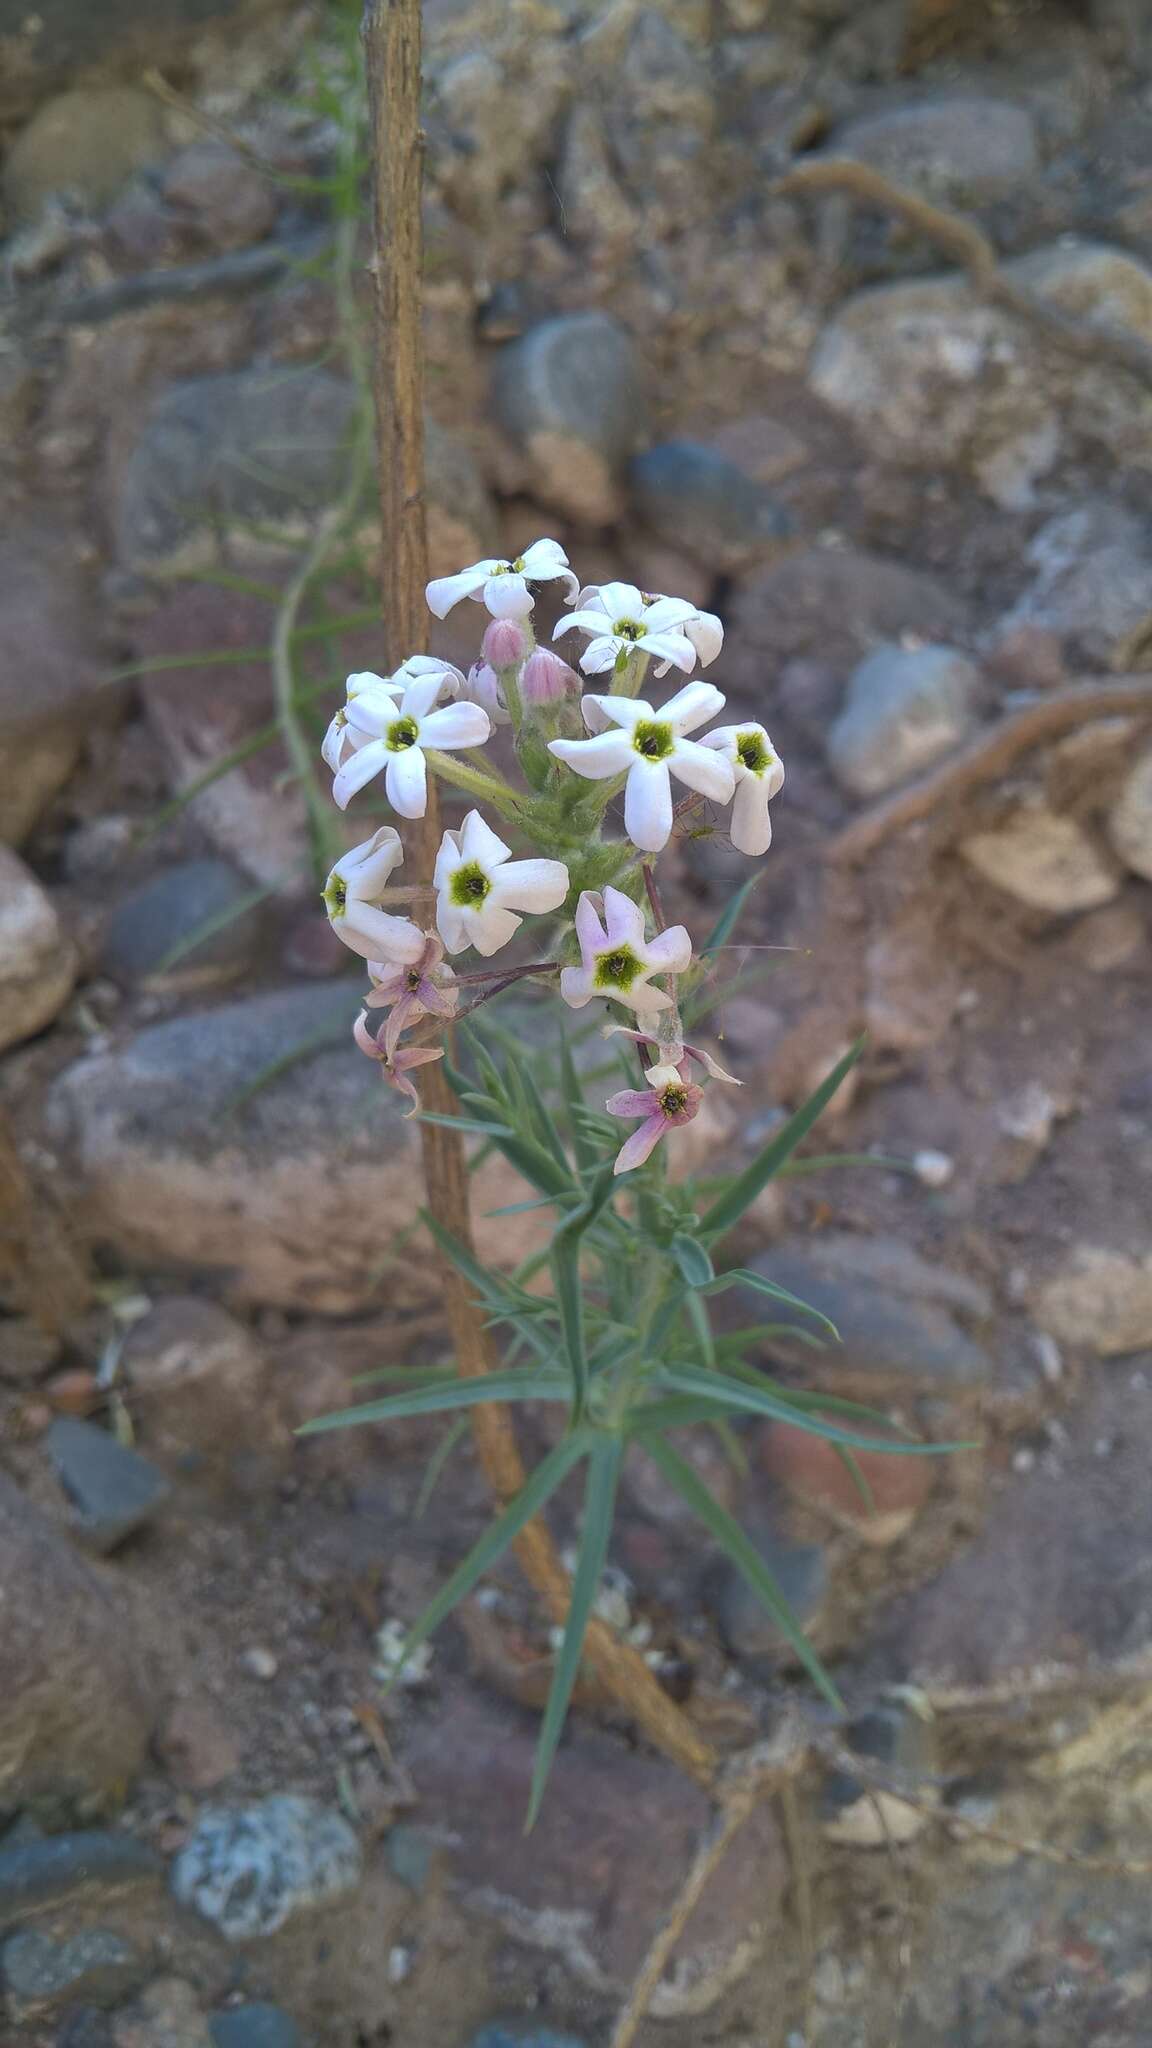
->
{"left": 553, "top": 581, "right": 700, "bottom": 678}
{"left": 434, "top": 809, "right": 570, "bottom": 957}
{"left": 321, "top": 658, "right": 464, "bottom": 777}
{"left": 322, "top": 828, "right": 426, "bottom": 964}
{"left": 425, "top": 538, "right": 579, "bottom": 621}
{"left": 548, "top": 681, "right": 735, "bottom": 852}
{"left": 560, "top": 887, "right": 692, "bottom": 1015}
{"left": 330, "top": 670, "right": 491, "bottom": 817}
{"left": 700, "top": 722, "right": 785, "bottom": 856}
{"left": 566, "top": 585, "right": 724, "bottom": 678}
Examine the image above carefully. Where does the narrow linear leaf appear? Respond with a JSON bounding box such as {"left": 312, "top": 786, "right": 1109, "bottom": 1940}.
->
{"left": 661, "top": 1367, "right": 972, "bottom": 1455}
{"left": 415, "top": 1414, "right": 472, "bottom": 1518}
{"left": 640, "top": 1434, "right": 843, "bottom": 1711}
{"left": 702, "top": 1267, "right": 840, "bottom": 1340}
{"left": 296, "top": 1369, "right": 570, "bottom": 1436}
{"left": 151, "top": 880, "right": 279, "bottom": 975}
{"left": 699, "top": 1039, "right": 866, "bottom": 1243}
{"left": 700, "top": 873, "right": 762, "bottom": 957}
{"left": 833, "top": 1443, "right": 875, "bottom": 1514}
{"left": 558, "top": 1028, "right": 595, "bottom": 1172}
{"left": 527, "top": 1435, "right": 623, "bottom": 1829}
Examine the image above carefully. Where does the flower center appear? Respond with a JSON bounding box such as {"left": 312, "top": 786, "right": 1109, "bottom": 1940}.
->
{"left": 323, "top": 875, "right": 347, "bottom": 918}
{"left": 613, "top": 619, "right": 643, "bottom": 642}
{"left": 386, "top": 716, "right": 420, "bottom": 752}
{"left": 494, "top": 557, "right": 525, "bottom": 575}
{"left": 631, "top": 719, "right": 674, "bottom": 763}
{"left": 659, "top": 1084, "right": 689, "bottom": 1118}
{"left": 737, "top": 730, "right": 773, "bottom": 777}
{"left": 449, "top": 861, "right": 492, "bottom": 908}
{"left": 406, "top": 968, "right": 423, "bottom": 990}
{"left": 594, "top": 945, "right": 644, "bottom": 992}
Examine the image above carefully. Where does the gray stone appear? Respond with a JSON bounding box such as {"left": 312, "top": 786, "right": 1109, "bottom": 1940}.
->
{"left": 742, "top": 1239, "right": 993, "bottom": 1394}
{"left": 119, "top": 1297, "right": 271, "bottom": 1479}
{"left": 1, "top": 1927, "right": 142, "bottom": 2021}
{"left": 56, "top": 2010, "right": 115, "bottom": 2048}
{"left": 827, "top": 96, "right": 1039, "bottom": 205}
{"left": 0, "top": 1471, "right": 154, "bottom": 1824}
{"left": 628, "top": 440, "right": 796, "bottom": 574}
{"left": 0, "top": 848, "right": 77, "bottom": 1054}
{"left": 713, "top": 1515, "right": 829, "bottom": 1666}
{"left": 1, "top": 87, "right": 165, "bottom": 225}
{"left": 109, "top": 1975, "right": 212, "bottom": 2048}
{"left": 172, "top": 1796, "right": 362, "bottom": 1940}
{"left": 47, "top": 1418, "right": 170, "bottom": 1555}
{"left": 0, "top": 531, "right": 119, "bottom": 846}
{"left": 161, "top": 143, "right": 278, "bottom": 254}
{"left": 991, "top": 500, "right": 1152, "bottom": 667}
{"left": 0, "top": 1317, "right": 63, "bottom": 1384}
{"left": 826, "top": 643, "right": 982, "bottom": 798}
{"left": 821, "top": 1704, "right": 939, "bottom": 1847}
{"left": 961, "top": 803, "right": 1118, "bottom": 913}
{"left": 101, "top": 860, "right": 265, "bottom": 992}
{"left": 725, "top": 545, "right": 968, "bottom": 680}
{"left": 1031, "top": 1246, "right": 1152, "bottom": 1357}
{"left": 0, "top": 2, "right": 287, "bottom": 126}
{"left": 0, "top": 1830, "right": 159, "bottom": 1922}
{"left": 1109, "top": 744, "right": 1152, "bottom": 881}
{"left": 491, "top": 314, "right": 648, "bottom": 522}
{"left": 471, "top": 2030, "right": 588, "bottom": 2048}
{"left": 208, "top": 2005, "right": 301, "bottom": 2048}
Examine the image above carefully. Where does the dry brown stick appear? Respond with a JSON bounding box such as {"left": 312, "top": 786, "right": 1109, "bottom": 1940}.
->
{"left": 776, "top": 158, "right": 1152, "bottom": 392}
{"left": 359, "top": 0, "right": 717, "bottom": 1788}
{"left": 826, "top": 678, "right": 1152, "bottom": 866}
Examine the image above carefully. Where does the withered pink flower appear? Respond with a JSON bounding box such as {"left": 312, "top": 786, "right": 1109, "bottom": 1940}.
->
{"left": 605, "top": 1059, "right": 704, "bottom": 1175}
{"left": 365, "top": 933, "right": 458, "bottom": 1060}
{"left": 353, "top": 1010, "right": 445, "bottom": 1117}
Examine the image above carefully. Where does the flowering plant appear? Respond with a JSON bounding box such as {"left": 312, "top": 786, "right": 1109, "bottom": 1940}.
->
{"left": 303, "top": 539, "right": 949, "bottom": 1819}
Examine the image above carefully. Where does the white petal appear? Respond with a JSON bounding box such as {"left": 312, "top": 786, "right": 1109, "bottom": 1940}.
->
{"left": 572, "top": 585, "right": 609, "bottom": 613}
{"left": 466, "top": 903, "right": 523, "bottom": 956}
{"left": 345, "top": 689, "right": 401, "bottom": 739}
{"left": 684, "top": 610, "right": 724, "bottom": 665}
{"left": 661, "top": 681, "right": 727, "bottom": 734}
{"left": 338, "top": 825, "right": 404, "bottom": 898}
{"left": 425, "top": 565, "right": 492, "bottom": 618}
{"left": 596, "top": 581, "right": 645, "bottom": 622}
{"left": 559, "top": 965, "right": 596, "bottom": 1009}
{"left": 555, "top": 607, "right": 617, "bottom": 639}
{"left": 670, "top": 738, "right": 736, "bottom": 803}
{"left": 337, "top": 904, "right": 425, "bottom": 963}
{"left": 602, "top": 886, "right": 647, "bottom": 950}
{"left": 578, "top": 693, "right": 613, "bottom": 734}
{"left": 624, "top": 759, "right": 673, "bottom": 852}
{"left": 418, "top": 701, "right": 492, "bottom": 750}
{"left": 644, "top": 923, "right": 693, "bottom": 978}
{"left": 578, "top": 637, "right": 624, "bottom": 675}
{"left": 590, "top": 694, "right": 652, "bottom": 732}
{"left": 484, "top": 573, "right": 535, "bottom": 618}
{"left": 731, "top": 776, "right": 773, "bottom": 856}
{"left": 435, "top": 898, "right": 469, "bottom": 955}
{"left": 492, "top": 858, "right": 569, "bottom": 915}
{"left": 636, "top": 630, "right": 696, "bottom": 673}
{"left": 398, "top": 674, "right": 444, "bottom": 722}
{"left": 332, "top": 740, "right": 389, "bottom": 809}
{"left": 385, "top": 744, "right": 428, "bottom": 818}
{"left": 548, "top": 731, "right": 635, "bottom": 781}
{"left": 346, "top": 669, "right": 402, "bottom": 699}
{"left": 459, "top": 808, "right": 512, "bottom": 869}
{"left": 698, "top": 725, "right": 738, "bottom": 759}
{"left": 519, "top": 537, "right": 570, "bottom": 579}
{"left": 321, "top": 715, "right": 348, "bottom": 772}
{"left": 640, "top": 596, "right": 697, "bottom": 631}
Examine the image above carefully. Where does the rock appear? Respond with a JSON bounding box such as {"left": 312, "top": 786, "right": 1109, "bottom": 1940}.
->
{"left": 1, "top": 88, "right": 165, "bottom": 226}
{"left": 0, "top": 1470, "right": 153, "bottom": 1822}
{"left": 607, "top": 10, "right": 715, "bottom": 232}
{"left": 810, "top": 241, "right": 1152, "bottom": 506}
{"left": 405, "top": 1690, "right": 787, "bottom": 2014}
{"left": 57, "top": 2010, "right": 116, "bottom": 2048}
{"left": 0, "top": 1318, "right": 63, "bottom": 1384}
{"left": 712, "top": 1513, "right": 829, "bottom": 1663}
{"left": 47, "top": 1417, "right": 170, "bottom": 1555}
{"left": 208, "top": 2005, "right": 302, "bottom": 2048}
{"left": 1071, "top": 901, "right": 1147, "bottom": 973}
{"left": 1, "top": 1927, "right": 143, "bottom": 2022}
{"left": 111, "top": 1976, "right": 212, "bottom": 2048}
{"left": 171, "top": 1796, "right": 362, "bottom": 1940}
{"left": 112, "top": 367, "right": 494, "bottom": 577}
{"left": 1109, "top": 744, "right": 1152, "bottom": 880}
{"left": 741, "top": 1236, "right": 992, "bottom": 1395}
{"left": 821, "top": 1704, "right": 939, "bottom": 1847}
{"left": 864, "top": 910, "right": 962, "bottom": 1054}
{"left": 46, "top": 1368, "right": 102, "bottom": 1417}
{"left": 556, "top": 103, "right": 638, "bottom": 255}
{"left": 725, "top": 544, "right": 968, "bottom": 679}
{"left": 759, "top": 1413, "right": 935, "bottom": 1545}
{"left": 0, "top": 848, "right": 77, "bottom": 1053}
{"left": 0, "top": 1830, "right": 158, "bottom": 1922}
{"left": 101, "top": 861, "right": 266, "bottom": 992}
{"left": 961, "top": 803, "right": 1118, "bottom": 913}
{"left": 826, "top": 96, "right": 1039, "bottom": 205}
{"left": 470, "top": 2030, "right": 588, "bottom": 2048}
{"left": 991, "top": 501, "right": 1152, "bottom": 668}
{"left": 627, "top": 440, "right": 796, "bottom": 574}
{"left": 1032, "top": 1246, "right": 1152, "bottom": 1357}
{"left": 491, "top": 314, "right": 648, "bottom": 523}
{"left": 119, "top": 1297, "right": 271, "bottom": 1479}
{"left": 826, "top": 643, "right": 981, "bottom": 797}
{"left": 156, "top": 1697, "right": 242, "bottom": 1793}
{"left": 161, "top": 143, "right": 278, "bottom": 252}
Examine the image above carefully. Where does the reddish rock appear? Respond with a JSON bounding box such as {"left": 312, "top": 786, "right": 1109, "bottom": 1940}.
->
{"left": 759, "top": 1412, "right": 935, "bottom": 1544}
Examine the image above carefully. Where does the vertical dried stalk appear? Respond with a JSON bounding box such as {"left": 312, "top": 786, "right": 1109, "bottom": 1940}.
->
{"left": 360, "top": 0, "right": 717, "bottom": 1785}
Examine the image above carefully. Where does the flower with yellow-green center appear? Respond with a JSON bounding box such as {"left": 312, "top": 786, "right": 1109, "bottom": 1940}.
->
{"left": 331, "top": 670, "right": 491, "bottom": 817}
{"left": 548, "top": 682, "right": 735, "bottom": 852}
{"left": 700, "top": 721, "right": 784, "bottom": 856}
{"left": 425, "top": 538, "right": 578, "bottom": 621}
{"left": 322, "top": 828, "right": 426, "bottom": 964}
{"left": 433, "top": 809, "right": 569, "bottom": 957}
{"left": 560, "top": 887, "right": 692, "bottom": 1016}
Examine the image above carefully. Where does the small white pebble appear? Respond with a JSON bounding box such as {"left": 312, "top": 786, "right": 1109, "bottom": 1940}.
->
{"left": 388, "top": 1944, "right": 412, "bottom": 1985}
{"left": 913, "top": 1148, "right": 955, "bottom": 1189}
{"left": 1012, "top": 1447, "right": 1035, "bottom": 1474}
{"left": 1032, "top": 1331, "right": 1063, "bottom": 1384}
{"left": 241, "top": 1647, "right": 278, "bottom": 1681}
{"left": 373, "top": 1618, "right": 433, "bottom": 1689}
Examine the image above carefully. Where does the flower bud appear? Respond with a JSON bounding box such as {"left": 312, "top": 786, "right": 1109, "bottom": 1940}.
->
{"left": 521, "top": 647, "right": 579, "bottom": 705}
{"left": 481, "top": 616, "right": 529, "bottom": 670}
{"left": 463, "top": 661, "right": 509, "bottom": 724}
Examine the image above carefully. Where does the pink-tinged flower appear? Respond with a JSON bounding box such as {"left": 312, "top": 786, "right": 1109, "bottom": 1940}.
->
{"left": 426, "top": 538, "right": 579, "bottom": 620}
{"left": 331, "top": 671, "right": 491, "bottom": 817}
{"left": 461, "top": 661, "right": 511, "bottom": 726}
{"left": 606, "top": 1058, "right": 704, "bottom": 1175}
{"left": 481, "top": 616, "right": 529, "bottom": 670}
{"left": 548, "top": 682, "right": 735, "bottom": 853}
{"left": 322, "top": 828, "right": 426, "bottom": 964}
{"left": 521, "top": 646, "right": 580, "bottom": 705}
{"left": 364, "top": 933, "right": 458, "bottom": 1059}
{"left": 554, "top": 581, "right": 699, "bottom": 678}
{"left": 699, "top": 721, "right": 784, "bottom": 856}
{"left": 604, "top": 1023, "right": 741, "bottom": 1084}
{"left": 433, "top": 809, "right": 569, "bottom": 957}
{"left": 353, "top": 1010, "right": 445, "bottom": 1116}
{"left": 560, "top": 886, "right": 691, "bottom": 1015}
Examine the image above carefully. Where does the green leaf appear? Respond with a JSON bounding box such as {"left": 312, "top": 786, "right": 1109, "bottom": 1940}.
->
{"left": 670, "top": 1235, "right": 716, "bottom": 1289}
{"left": 639, "top": 1434, "right": 843, "bottom": 1710}
{"left": 660, "top": 1366, "right": 970, "bottom": 1454}
{"left": 380, "top": 1432, "right": 592, "bottom": 1697}
{"left": 149, "top": 880, "right": 282, "bottom": 975}
{"left": 699, "top": 874, "right": 762, "bottom": 957}
{"left": 551, "top": 1165, "right": 618, "bottom": 1422}
{"left": 418, "top": 1112, "right": 519, "bottom": 1139}
{"left": 702, "top": 1267, "right": 840, "bottom": 1340}
{"left": 527, "top": 1435, "right": 623, "bottom": 1829}
{"left": 698, "top": 1039, "right": 865, "bottom": 1243}
{"left": 415, "top": 1414, "right": 471, "bottom": 1517}
{"left": 296, "top": 1368, "right": 570, "bottom": 1436}
{"left": 558, "top": 1029, "right": 596, "bottom": 1172}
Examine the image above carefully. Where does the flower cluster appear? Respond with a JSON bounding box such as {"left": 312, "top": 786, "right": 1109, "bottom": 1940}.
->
{"left": 320, "top": 539, "right": 783, "bottom": 1168}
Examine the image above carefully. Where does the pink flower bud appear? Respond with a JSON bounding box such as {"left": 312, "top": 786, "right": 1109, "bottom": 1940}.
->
{"left": 481, "top": 616, "right": 528, "bottom": 671}
{"left": 521, "top": 647, "right": 579, "bottom": 705}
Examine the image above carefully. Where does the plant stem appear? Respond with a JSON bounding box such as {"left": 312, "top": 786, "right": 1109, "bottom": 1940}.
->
{"left": 361, "top": 0, "right": 717, "bottom": 1788}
